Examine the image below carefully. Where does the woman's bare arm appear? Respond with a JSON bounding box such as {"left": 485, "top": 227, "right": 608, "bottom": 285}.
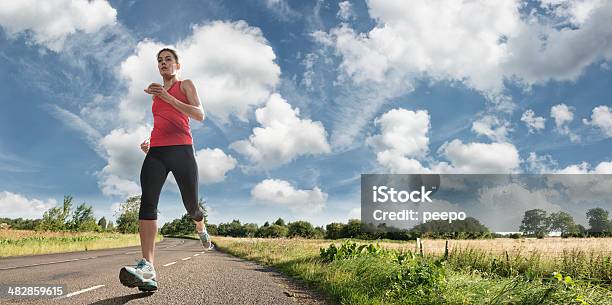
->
{"left": 145, "top": 80, "right": 205, "bottom": 121}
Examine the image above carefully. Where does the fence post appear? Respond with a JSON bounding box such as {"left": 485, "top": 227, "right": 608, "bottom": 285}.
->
{"left": 419, "top": 239, "right": 424, "bottom": 257}
{"left": 444, "top": 240, "right": 449, "bottom": 261}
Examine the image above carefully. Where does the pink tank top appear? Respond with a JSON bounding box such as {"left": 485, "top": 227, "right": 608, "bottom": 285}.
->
{"left": 149, "top": 80, "right": 193, "bottom": 147}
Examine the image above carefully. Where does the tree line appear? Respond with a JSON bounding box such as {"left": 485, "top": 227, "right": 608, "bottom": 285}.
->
{"left": 519, "top": 208, "right": 611, "bottom": 238}
{"left": 0, "top": 195, "right": 139, "bottom": 233}
{"left": 159, "top": 216, "right": 493, "bottom": 240}
{"left": 2, "top": 194, "right": 610, "bottom": 240}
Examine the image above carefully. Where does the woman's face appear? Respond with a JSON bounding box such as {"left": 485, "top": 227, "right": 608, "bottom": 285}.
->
{"left": 157, "top": 50, "right": 180, "bottom": 77}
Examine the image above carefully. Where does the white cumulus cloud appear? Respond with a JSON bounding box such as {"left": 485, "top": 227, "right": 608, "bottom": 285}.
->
{"left": 337, "top": 1, "right": 355, "bottom": 21}
{"left": 0, "top": 0, "right": 117, "bottom": 51}
{"left": 195, "top": 148, "right": 237, "bottom": 184}
{"left": 315, "top": 0, "right": 521, "bottom": 93}
{"left": 583, "top": 105, "right": 612, "bottom": 137}
{"left": 0, "top": 191, "right": 57, "bottom": 219}
{"left": 251, "top": 179, "right": 327, "bottom": 213}
{"left": 550, "top": 103, "right": 579, "bottom": 142}
{"left": 98, "top": 126, "right": 149, "bottom": 197}
{"left": 520, "top": 109, "right": 546, "bottom": 133}
{"left": 366, "top": 108, "right": 430, "bottom": 173}
{"left": 471, "top": 115, "right": 512, "bottom": 142}
{"left": 435, "top": 140, "right": 521, "bottom": 173}
{"left": 230, "top": 93, "right": 330, "bottom": 169}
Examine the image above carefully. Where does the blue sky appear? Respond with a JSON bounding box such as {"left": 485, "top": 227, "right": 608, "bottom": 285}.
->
{"left": 0, "top": 0, "right": 611, "bottom": 227}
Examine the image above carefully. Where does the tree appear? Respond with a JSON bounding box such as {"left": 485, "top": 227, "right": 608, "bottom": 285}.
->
{"left": 287, "top": 220, "right": 315, "bottom": 238}
{"left": 548, "top": 211, "right": 576, "bottom": 236}
{"left": 160, "top": 214, "right": 195, "bottom": 236}
{"left": 256, "top": 224, "right": 287, "bottom": 237}
{"left": 410, "top": 217, "right": 490, "bottom": 239}
{"left": 37, "top": 195, "right": 73, "bottom": 231}
{"left": 116, "top": 196, "right": 141, "bottom": 234}
{"left": 217, "top": 220, "right": 244, "bottom": 237}
{"left": 159, "top": 198, "right": 209, "bottom": 236}
{"left": 519, "top": 209, "right": 549, "bottom": 238}
{"left": 274, "top": 218, "right": 286, "bottom": 227}
{"left": 325, "top": 222, "right": 345, "bottom": 239}
{"left": 98, "top": 217, "right": 107, "bottom": 231}
{"left": 243, "top": 223, "right": 258, "bottom": 237}
{"left": 0, "top": 218, "right": 40, "bottom": 230}
{"left": 586, "top": 208, "right": 610, "bottom": 234}
{"left": 70, "top": 203, "right": 99, "bottom": 232}
{"left": 206, "top": 223, "right": 218, "bottom": 235}
{"left": 266, "top": 224, "right": 288, "bottom": 237}
{"left": 314, "top": 226, "right": 326, "bottom": 239}
{"left": 341, "top": 219, "right": 362, "bottom": 238}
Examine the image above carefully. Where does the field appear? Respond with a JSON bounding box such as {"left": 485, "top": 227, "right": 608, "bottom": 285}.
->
{"left": 378, "top": 237, "right": 612, "bottom": 256}
{"left": 213, "top": 236, "right": 612, "bottom": 305}
{"left": 0, "top": 229, "right": 163, "bottom": 257}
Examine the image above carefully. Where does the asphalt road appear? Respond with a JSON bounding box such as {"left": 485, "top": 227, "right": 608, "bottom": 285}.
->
{"left": 0, "top": 238, "right": 331, "bottom": 305}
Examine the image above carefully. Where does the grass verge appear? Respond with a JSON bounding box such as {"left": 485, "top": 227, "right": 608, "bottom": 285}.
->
{"left": 0, "top": 229, "right": 163, "bottom": 257}
{"left": 213, "top": 237, "right": 612, "bottom": 305}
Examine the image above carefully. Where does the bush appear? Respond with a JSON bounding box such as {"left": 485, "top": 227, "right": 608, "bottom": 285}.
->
{"left": 287, "top": 221, "right": 316, "bottom": 238}
{"left": 320, "top": 240, "right": 396, "bottom": 262}
{"left": 387, "top": 256, "right": 446, "bottom": 303}
{"left": 243, "top": 223, "right": 258, "bottom": 237}
{"left": 206, "top": 224, "right": 218, "bottom": 235}
{"left": 319, "top": 240, "right": 447, "bottom": 304}
{"left": 217, "top": 220, "right": 244, "bottom": 237}
{"left": 160, "top": 214, "right": 195, "bottom": 236}
{"left": 325, "top": 222, "right": 345, "bottom": 239}
{"left": 256, "top": 224, "right": 288, "bottom": 238}
{"left": 341, "top": 219, "right": 362, "bottom": 238}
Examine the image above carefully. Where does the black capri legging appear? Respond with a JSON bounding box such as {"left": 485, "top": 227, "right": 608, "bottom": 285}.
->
{"left": 139, "top": 144, "right": 204, "bottom": 221}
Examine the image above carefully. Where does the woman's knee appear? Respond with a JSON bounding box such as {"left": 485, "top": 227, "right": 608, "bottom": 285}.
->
{"left": 138, "top": 200, "right": 158, "bottom": 220}
{"left": 188, "top": 207, "right": 204, "bottom": 222}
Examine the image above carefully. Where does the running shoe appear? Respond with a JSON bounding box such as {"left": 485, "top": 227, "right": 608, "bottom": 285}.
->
{"left": 119, "top": 258, "right": 158, "bottom": 291}
{"left": 198, "top": 230, "right": 214, "bottom": 251}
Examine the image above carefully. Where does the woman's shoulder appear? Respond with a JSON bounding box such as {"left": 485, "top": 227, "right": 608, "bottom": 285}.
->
{"left": 180, "top": 79, "right": 195, "bottom": 90}
{"left": 178, "top": 79, "right": 195, "bottom": 96}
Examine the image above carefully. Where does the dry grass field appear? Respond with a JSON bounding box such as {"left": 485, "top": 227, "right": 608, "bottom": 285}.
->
{"left": 378, "top": 237, "right": 612, "bottom": 256}
{"left": 0, "top": 229, "right": 163, "bottom": 257}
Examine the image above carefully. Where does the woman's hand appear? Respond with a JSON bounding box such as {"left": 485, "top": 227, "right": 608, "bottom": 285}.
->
{"left": 144, "top": 83, "right": 171, "bottom": 101}
{"left": 140, "top": 139, "right": 150, "bottom": 154}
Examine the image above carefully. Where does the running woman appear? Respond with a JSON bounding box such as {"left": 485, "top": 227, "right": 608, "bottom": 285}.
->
{"left": 119, "top": 48, "right": 213, "bottom": 292}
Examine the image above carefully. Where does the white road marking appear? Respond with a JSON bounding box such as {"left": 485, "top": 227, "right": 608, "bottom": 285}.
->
{"left": 163, "top": 262, "right": 177, "bottom": 267}
{"left": 181, "top": 257, "right": 191, "bottom": 261}
{"left": 55, "top": 284, "right": 105, "bottom": 299}
{"left": 0, "top": 258, "right": 82, "bottom": 271}
{"left": 193, "top": 254, "right": 200, "bottom": 257}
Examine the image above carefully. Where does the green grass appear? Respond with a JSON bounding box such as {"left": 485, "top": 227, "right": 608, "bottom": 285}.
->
{"left": 213, "top": 237, "right": 612, "bottom": 305}
{"left": 446, "top": 247, "right": 612, "bottom": 285}
{"left": 0, "top": 230, "right": 163, "bottom": 257}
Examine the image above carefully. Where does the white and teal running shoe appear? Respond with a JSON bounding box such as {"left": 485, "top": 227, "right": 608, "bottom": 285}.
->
{"left": 119, "top": 258, "right": 158, "bottom": 292}
{"left": 199, "top": 230, "right": 214, "bottom": 251}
